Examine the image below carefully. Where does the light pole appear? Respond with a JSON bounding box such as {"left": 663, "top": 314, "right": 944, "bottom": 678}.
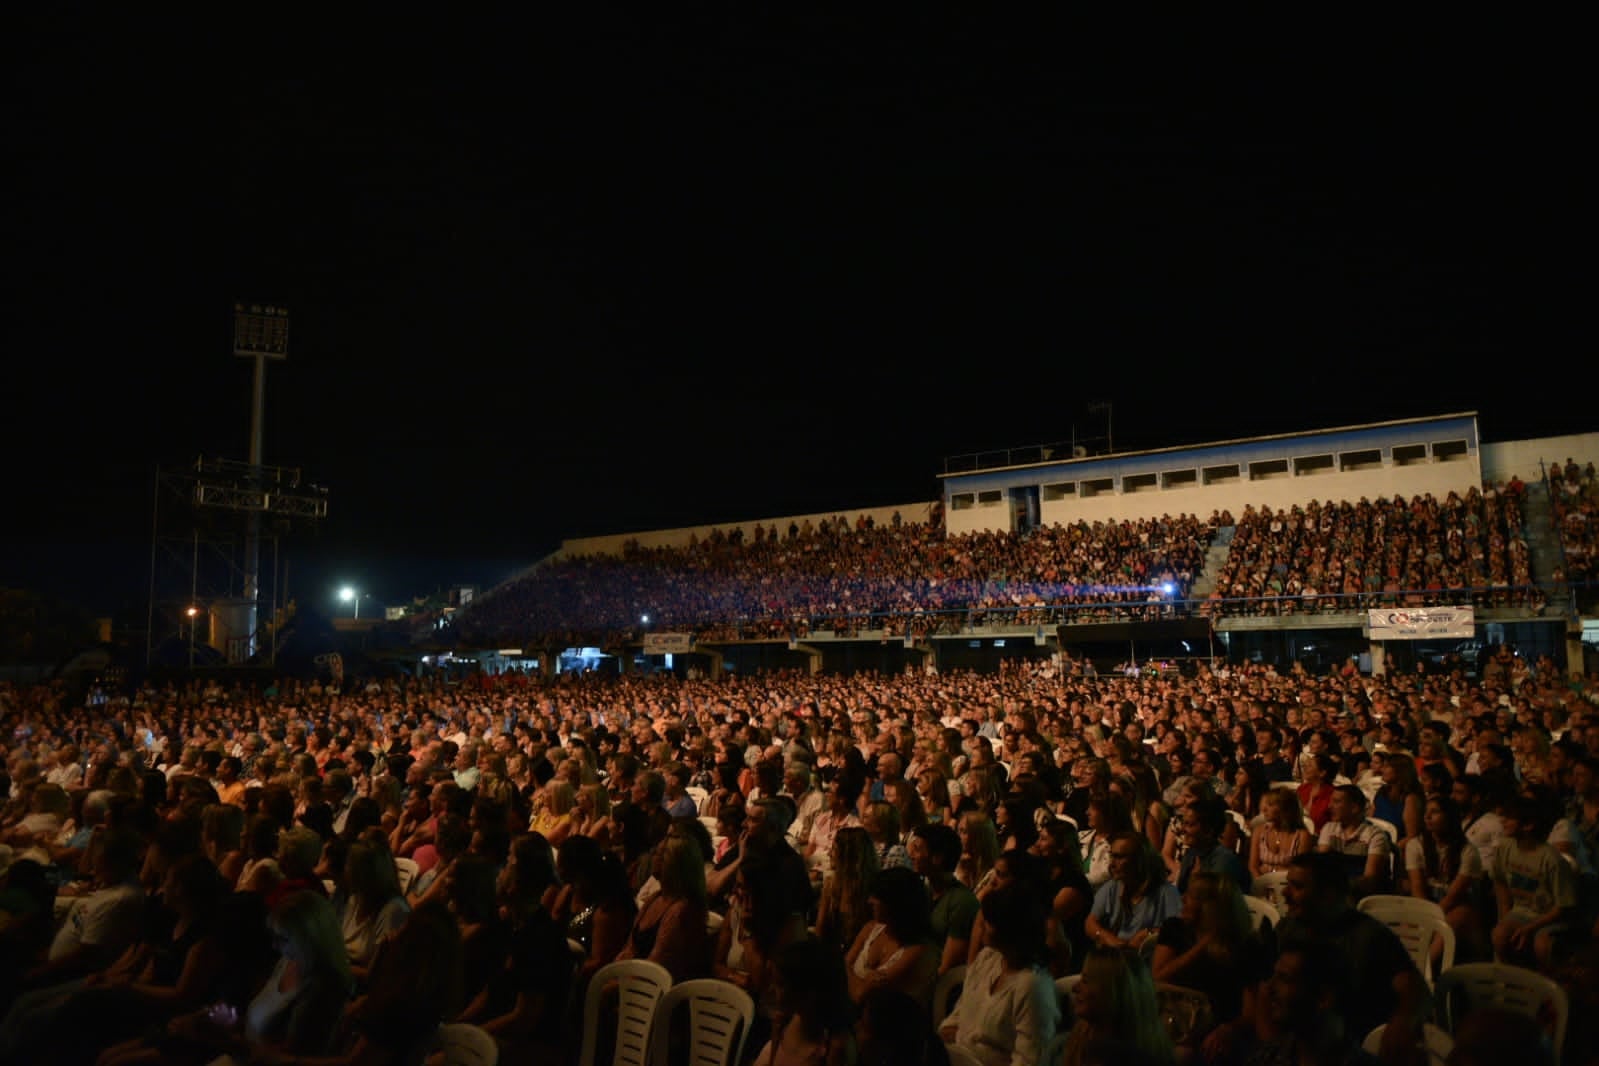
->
{"left": 186, "top": 605, "right": 200, "bottom": 668}
{"left": 339, "top": 586, "right": 369, "bottom": 620}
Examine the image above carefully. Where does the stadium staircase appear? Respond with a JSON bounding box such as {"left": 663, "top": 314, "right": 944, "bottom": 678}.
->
{"left": 1521, "top": 481, "right": 1573, "bottom": 615}
{"left": 1187, "top": 525, "right": 1236, "bottom": 601}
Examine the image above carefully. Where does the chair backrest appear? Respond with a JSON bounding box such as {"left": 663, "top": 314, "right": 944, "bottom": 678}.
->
{"left": 1270, "top": 780, "right": 1299, "bottom": 791}
{"left": 435, "top": 1023, "right": 499, "bottom": 1066}
{"left": 1155, "top": 982, "right": 1214, "bottom": 1049}
{"left": 933, "top": 963, "right": 967, "bottom": 1025}
{"left": 579, "top": 959, "right": 674, "bottom": 1066}
{"left": 1356, "top": 895, "right": 1456, "bottom": 987}
{"left": 394, "top": 856, "right": 419, "bottom": 893}
{"left": 687, "top": 786, "right": 710, "bottom": 813}
{"left": 1242, "top": 894, "right": 1278, "bottom": 932}
{"left": 649, "top": 978, "right": 756, "bottom": 1066}
{"left": 1362, "top": 1023, "right": 1453, "bottom": 1066}
{"left": 1434, "top": 962, "right": 1567, "bottom": 1061}
{"left": 1366, "top": 816, "right": 1399, "bottom": 844}
{"left": 1251, "top": 870, "right": 1289, "bottom": 912}
{"left": 1055, "top": 974, "right": 1081, "bottom": 1022}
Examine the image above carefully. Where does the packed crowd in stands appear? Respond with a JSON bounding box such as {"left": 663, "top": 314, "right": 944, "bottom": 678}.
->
{"left": 1551, "top": 458, "right": 1599, "bottom": 609}
{"left": 3, "top": 648, "right": 1599, "bottom": 1065}
{"left": 456, "top": 481, "right": 1561, "bottom": 653}
{"left": 1203, "top": 485, "right": 1541, "bottom": 618}
{"left": 459, "top": 508, "right": 1215, "bottom": 650}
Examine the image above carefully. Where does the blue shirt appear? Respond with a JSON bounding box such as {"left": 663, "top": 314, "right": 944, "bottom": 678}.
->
{"left": 1089, "top": 878, "right": 1182, "bottom": 939}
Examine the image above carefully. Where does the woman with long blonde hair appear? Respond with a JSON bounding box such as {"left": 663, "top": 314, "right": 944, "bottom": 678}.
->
{"left": 1061, "top": 946, "right": 1174, "bottom": 1066}
{"left": 572, "top": 782, "right": 614, "bottom": 849}
{"left": 955, "top": 810, "right": 1001, "bottom": 894}
{"left": 529, "top": 779, "right": 577, "bottom": 849}
{"left": 1150, "top": 872, "right": 1260, "bottom": 1029}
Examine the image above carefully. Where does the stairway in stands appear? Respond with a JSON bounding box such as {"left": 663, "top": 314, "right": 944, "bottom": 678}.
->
{"left": 1519, "top": 481, "right": 1570, "bottom": 609}
{"left": 1188, "top": 525, "right": 1236, "bottom": 600}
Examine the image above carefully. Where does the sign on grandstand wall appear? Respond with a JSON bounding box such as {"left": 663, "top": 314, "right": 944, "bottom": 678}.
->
{"left": 644, "top": 633, "right": 695, "bottom": 654}
{"left": 1366, "top": 607, "right": 1475, "bottom": 640}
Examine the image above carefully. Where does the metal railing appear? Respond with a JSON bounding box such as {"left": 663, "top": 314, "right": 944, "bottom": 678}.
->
{"left": 462, "top": 582, "right": 1575, "bottom": 649}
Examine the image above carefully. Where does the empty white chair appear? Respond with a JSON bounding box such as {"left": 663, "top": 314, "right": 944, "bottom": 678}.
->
{"left": 1433, "top": 962, "right": 1567, "bottom": 1062}
{"left": 578, "top": 959, "right": 673, "bottom": 1066}
{"left": 649, "top": 978, "right": 756, "bottom": 1066}
{"left": 1357, "top": 894, "right": 1456, "bottom": 988}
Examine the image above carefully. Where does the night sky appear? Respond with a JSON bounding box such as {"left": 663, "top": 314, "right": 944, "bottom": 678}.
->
{"left": 4, "top": 15, "right": 1587, "bottom": 619}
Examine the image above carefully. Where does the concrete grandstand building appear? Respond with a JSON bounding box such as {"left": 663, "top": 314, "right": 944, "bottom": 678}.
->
{"left": 449, "top": 412, "right": 1599, "bottom": 681}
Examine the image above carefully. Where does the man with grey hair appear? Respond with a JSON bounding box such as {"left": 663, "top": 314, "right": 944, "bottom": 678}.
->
{"left": 784, "top": 762, "right": 824, "bottom": 851}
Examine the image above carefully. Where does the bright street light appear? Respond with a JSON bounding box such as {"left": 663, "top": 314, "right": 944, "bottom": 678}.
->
{"left": 339, "top": 586, "right": 369, "bottom": 620}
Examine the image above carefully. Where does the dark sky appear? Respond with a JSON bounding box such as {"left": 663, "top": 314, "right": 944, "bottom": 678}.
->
{"left": 3, "top": 15, "right": 1586, "bottom": 618}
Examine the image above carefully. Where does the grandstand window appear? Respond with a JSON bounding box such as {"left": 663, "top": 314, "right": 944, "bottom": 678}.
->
{"left": 1293, "top": 454, "right": 1335, "bottom": 477}
{"left": 978, "top": 490, "right": 1003, "bottom": 505}
{"left": 1248, "top": 458, "right": 1290, "bottom": 481}
{"left": 1079, "top": 477, "right": 1114, "bottom": 498}
{"left": 1161, "top": 469, "right": 1198, "bottom": 489}
{"left": 1041, "top": 481, "right": 1077, "bottom": 501}
{"left": 950, "top": 493, "right": 975, "bottom": 511}
{"left": 1433, "top": 439, "right": 1468, "bottom": 462}
{"left": 1122, "top": 472, "right": 1158, "bottom": 493}
{"left": 1202, "top": 464, "right": 1240, "bottom": 485}
{"left": 1392, "top": 443, "right": 1427, "bottom": 466}
{"left": 1339, "top": 448, "right": 1382, "bottom": 472}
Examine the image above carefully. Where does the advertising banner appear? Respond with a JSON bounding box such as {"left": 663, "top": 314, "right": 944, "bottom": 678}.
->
{"left": 1366, "top": 606, "right": 1475, "bottom": 640}
{"left": 644, "top": 632, "right": 695, "bottom": 654}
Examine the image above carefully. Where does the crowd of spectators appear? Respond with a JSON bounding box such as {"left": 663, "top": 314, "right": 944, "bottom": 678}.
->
{"left": 451, "top": 477, "right": 1575, "bottom": 652}
{"left": 1551, "top": 458, "right": 1599, "bottom": 609}
{"left": 458, "top": 509, "right": 1215, "bottom": 650}
{"left": 1204, "top": 486, "right": 1542, "bottom": 618}
{"left": 3, "top": 646, "right": 1599, "bottom": 1064}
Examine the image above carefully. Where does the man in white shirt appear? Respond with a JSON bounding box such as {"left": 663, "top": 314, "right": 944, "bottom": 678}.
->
{"left": 784, "top": 762, "right": 825, "bottom": 852}
{"left": 1315, "top": 785, "right": 1393, "bottom": 899}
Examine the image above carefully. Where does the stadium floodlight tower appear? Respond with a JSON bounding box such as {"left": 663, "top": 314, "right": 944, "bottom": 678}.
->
{"left": 145, "top": 303, "right": 327, "bottom": 669}
{"left": 232, "top": 302, "right": 290, "bottom": 659}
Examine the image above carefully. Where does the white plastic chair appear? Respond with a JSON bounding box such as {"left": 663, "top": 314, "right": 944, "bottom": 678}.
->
{"left": 1055, "top": 974, "right": 1081, "bottom": 1021}
{"left": 1251, "top": 870, "right": 1290, "bottom": 914}
{"left": 434, "top": 1023, "right": 499, "bottom": 1066}
{"left": 1362, "top": 1022, "right": 1453, "bottom": 1066}
{"left": 578, "top": 958, "right": 674, "bottom": 1066}
{"left": 1434, "top": 962, "right": 1567, "bottom": 1061}
{"left": 1243, "top": 894, "right": 1279, "bottom": 932}
{"left": 1357, "top": 894, "right": 1456, "bottom": 987}
{"left": 394, "top": 855, "right": 419, "bottom": 894}
{"left": 1367, "top": 816, "right": 1400, "bottom": 844}
{"left": 933, "top": 963, "right": 967, "bottom": 1024}
{"left": 649, "top": 978, "right": 756, "bottom": 1066}
{"left": 687, "top": 785, "right": 710, "bottom": 813}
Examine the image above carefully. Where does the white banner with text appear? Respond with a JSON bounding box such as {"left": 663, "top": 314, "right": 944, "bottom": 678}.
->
{"left": 1366, "top": 606, "right": 1475, "bottom": 640}
{"left": 644, "top": 632, "right": 695, "bottom": 654}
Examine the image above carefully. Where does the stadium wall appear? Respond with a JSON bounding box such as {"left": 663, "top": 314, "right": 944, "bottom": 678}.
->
{"left": 943, "top": 414, "right": 1486, "bottom": 536}
{"left": 1481, "top": 433, "right": 1599, "bottom": 483}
